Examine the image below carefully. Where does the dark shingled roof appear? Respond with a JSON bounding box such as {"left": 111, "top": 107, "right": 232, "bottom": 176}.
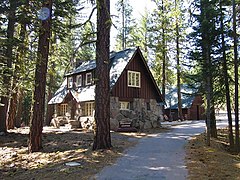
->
{"left": 165, "top": 85, "right": 199, "bottom": 109}
{"left": 49, "top": 48, "right": 137, "bottom": 104}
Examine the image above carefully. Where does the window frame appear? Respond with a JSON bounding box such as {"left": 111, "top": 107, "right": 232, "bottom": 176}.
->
{"left": 128, "top": 70, "right": 141, "bottom": 88}
{"left": 86, "top": 72, "right": 92, "bottom": 85}
{"left": 120, "top": 101, "right": 130, "bottom": 110}
{"left": 59, "top": 104, "right": 68, "bottom": 116}
{"left": 68, "top": 76, "right": 73, "bottom": 88}
{"left": 84, "top": 102, "right": 95, "bottom": 116}
{"left": 76, "top": 74, "right": 82, "bottom": 87}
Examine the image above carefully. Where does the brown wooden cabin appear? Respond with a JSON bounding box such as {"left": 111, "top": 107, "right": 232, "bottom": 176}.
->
{"left": 164, "top": 86, "right": 205, "bottom": 121}
{"left": 49, "top": 47, "right": 164, "bottom": 130}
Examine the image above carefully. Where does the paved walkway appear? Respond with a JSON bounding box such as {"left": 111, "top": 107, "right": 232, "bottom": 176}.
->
{"left": 94, "top": 120, "right": 227, "bottom": 180}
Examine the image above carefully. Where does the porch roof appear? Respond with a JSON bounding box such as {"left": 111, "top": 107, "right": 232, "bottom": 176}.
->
{"left": 48, "top": 79, "right": 68, "bottom": 105}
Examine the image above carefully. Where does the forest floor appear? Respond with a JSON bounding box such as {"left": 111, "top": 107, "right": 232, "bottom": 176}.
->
{"left": 0, "top": 125, "right": 239, "bottom": 180}
{"left": 0, "top": 126, "right": 166, "bottom": 180}
{"left": 186, "top": 128, "right": 240, "bottom": 179}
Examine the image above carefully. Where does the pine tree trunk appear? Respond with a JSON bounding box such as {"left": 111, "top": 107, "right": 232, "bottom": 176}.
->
{"left": 92, "top": 0, "right": 112, "bottom": 150}
{"left": 0, "top": 0, "right": 16, "bottom": 133}
{"left": 45, "top": 92, "right": 54, "bottom": 126}
{"left": 7, "top": 86, "right": 18, "bottom": 129}
{"left": 15, "top": 89, "right": 23, "bottom": 128}
{"left": 220, "top": 0, "right": 234, "bottom": 149}
{"left": 161, "top": 0, "right": 166, "bottom": 102}
{"left": 0, "top": 97, "right": 8, "bottom": 133}
{"left": 201, "top": 0, "right": 211, "bottom": 146}
{"left": 7, "top": 22, "right": 26, "bottom": 129}
{"left": 232, "top": 0, "right": 239, "bottom": 152}
{"left": 29, "top": 1, "right": 52, "bottom": 153}
{"left": 175, "top": 0, "right": 183, "bottom": 120}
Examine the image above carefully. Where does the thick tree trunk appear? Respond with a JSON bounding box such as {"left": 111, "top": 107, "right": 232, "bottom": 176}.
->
{"left": 0, "top": 0, "right": 16, "bottom": 133}
{"left": 92, "top": 0, "right": 112, "bottom": 150}
{"left": 29, "top": 1, "right": 52, "bottom": 153}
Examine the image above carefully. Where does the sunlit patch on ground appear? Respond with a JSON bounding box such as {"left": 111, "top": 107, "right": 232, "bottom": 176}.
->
{"left": 186, "top": 129, "right": 240, "bottom": 180}
{"left": 1, "top": 126, "right": 169, "bottom": 179}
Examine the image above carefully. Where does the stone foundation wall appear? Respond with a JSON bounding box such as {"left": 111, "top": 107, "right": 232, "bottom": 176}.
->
{"left": 110, "top": 97, "right": 163, "bottom": 131}
{"left": 52, "top": 97, "right": 163, "bottom": 130}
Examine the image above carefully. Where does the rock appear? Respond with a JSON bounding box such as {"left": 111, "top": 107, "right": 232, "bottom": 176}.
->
{"left": 144, "top": 121, "right": 152, "bottom": 129}
{"left": 115, "top": 113, "right": 124, "bottom": 122}
{"left": 110, "top": 118, "right": 119, "bottom": 131}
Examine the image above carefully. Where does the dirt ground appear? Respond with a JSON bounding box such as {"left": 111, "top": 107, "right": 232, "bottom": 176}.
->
{"left": 1, "top": 126, "right": 239, "bottom": 180}
{"left": 186, "top": 128, "right": 240, "bottom": 180}
{"left": 0, "top": 127, "right": 162, "bottom": 180}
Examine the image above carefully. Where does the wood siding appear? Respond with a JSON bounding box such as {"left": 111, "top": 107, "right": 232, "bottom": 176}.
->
{"left": 111, "top": 52, "right": 161, "bottom": 102}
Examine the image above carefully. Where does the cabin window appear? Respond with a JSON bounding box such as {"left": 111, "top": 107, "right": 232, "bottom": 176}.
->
{"left": 76, "top": 75, "right": 82, "bottom": 87}
{"left": 128, "top": 71, "right": 141, "bottom": 88}
{"left": 83, "top": 102, "right": 95, "bottom": 116}
{"left": 86, "top": 72, "right": 92, "bottom": 85}
{"left": 68, "top": 77, "right": 73, "bottom": 88}
{"left": 59, "top": 104, "right": 68, "bottom": 116}
{"left": 120, "top": 101, "right": 130, "bottom": 110}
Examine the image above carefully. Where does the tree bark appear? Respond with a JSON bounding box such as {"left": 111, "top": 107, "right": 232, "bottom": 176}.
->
{"left": 232, "top": 0, "right": 239, "bottom": 152}
{"left": 45, "top": 92, "right": 54, "bottom": 126}
{"left": 15, "top": 89, "right": 23, "bottom": 128}
{"left": 92, "top": 0, "right": 112, "bottom": 150}
{"left": 220, "top": 0, "right": 234, "bottom": 149}
{"left": 0, "top": 0, "right": 16, "bottom": 133}
{"left": 175, "top": 0, "right": 183, "bottom": 121}
{"left": 28, "top": 0, "right": 52, "bottom": 153}
{"left": 7, "top": 17, "right": 27, "bottom": 130}
{"left": 161, "top": 0, "right": 166, "bottom": 102}
{"left": 201, "top": 0, "right": 211, "bottom": 146}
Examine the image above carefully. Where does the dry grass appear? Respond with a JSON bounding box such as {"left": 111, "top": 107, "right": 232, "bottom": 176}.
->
{"left": 186, "top": 128, "right": 240, "bottom": 180}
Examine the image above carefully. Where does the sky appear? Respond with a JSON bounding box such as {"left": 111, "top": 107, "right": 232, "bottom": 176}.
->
{"left": 110, "top": 0, "right": 156, "bottom": 48}
{"left": 80, "top": 0, "right": 157, "bottom": 49}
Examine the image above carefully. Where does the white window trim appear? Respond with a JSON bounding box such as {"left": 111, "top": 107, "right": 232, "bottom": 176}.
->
{"left": 120, "top": 101, "right": 130, "bottom": 110}
{"left": 76, "top": 75, "right": 82, "bottom": 87}
{"left": 68, "top": 77, "right": 73, "bottom": 88}
{"left": 84, "top": 102, "right": 95, "bottom": 116}
{"left": 128, "top": 70, "right": 141, "bottom": 88}
{"left": 59, "top": 104, "right": 68, "bottom": 116}
{"left": 86, "top": 72, "right": 92, "bottom": 85}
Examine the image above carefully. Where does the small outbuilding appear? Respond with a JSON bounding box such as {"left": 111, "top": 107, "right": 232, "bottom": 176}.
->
{"left": 164, "top": 85, "right": 205, "bottom": 121}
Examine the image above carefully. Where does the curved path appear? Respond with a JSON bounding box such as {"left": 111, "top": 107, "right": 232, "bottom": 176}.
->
{"left": 94, "top": 120, "right": 227, "bottom": 180}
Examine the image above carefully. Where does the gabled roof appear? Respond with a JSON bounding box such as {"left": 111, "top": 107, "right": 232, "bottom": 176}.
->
{"left": 65, "top": 47, "right": 137, "bottom": 87}
{"left": 109, "top": 48, "right": 136, "bottom": 87}
{"left": 66, "top": 60, "right": 96, "bottom": 76}
{"left": 49, "top": 47, "right": 163, "bottom": 104}
{"left": 48, "top": 79, "right": 95, "bottom": 104}
{"left": 165, "top": 85, "right": 199, "bottom": 109}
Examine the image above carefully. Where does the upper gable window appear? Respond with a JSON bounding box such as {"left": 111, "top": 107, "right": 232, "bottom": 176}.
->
{"left": 76, "top": 75, "right": 82, "bottom": 87}
{"left": 128, "top": 71, "right": 141, "bottom": 88}
{"left": 68, "top": 77, "right": 73, "bottom": 88}
{"left": 86, "top": 72, "right": 92, "bottom": 85}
